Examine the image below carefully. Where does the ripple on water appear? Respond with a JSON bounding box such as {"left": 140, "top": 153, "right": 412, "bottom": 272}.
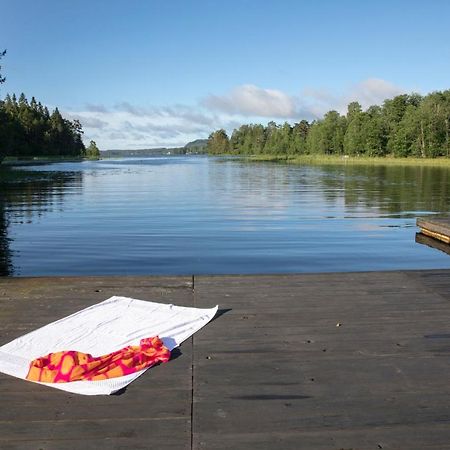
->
{"left": 1, "top": 156, "right": 449, "bottom": 276}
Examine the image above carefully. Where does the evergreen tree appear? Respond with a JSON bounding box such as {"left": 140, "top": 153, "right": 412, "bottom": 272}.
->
{"left": 0, "top": 93, "right": 86, "bottom": 159}
{"left": 0, "top": 49, "right": 6, "bottom": 86}
{"left": 0, "top": 53, "right": 86, "bottom": 161}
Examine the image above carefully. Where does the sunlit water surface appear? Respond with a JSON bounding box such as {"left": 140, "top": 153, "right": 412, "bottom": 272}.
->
{"left": 0, "top": 156, "right": 449, "bottom": 276}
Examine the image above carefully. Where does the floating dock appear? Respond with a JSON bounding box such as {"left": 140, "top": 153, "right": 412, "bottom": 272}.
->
{"left": 1, "top": 271, "right": 450, "bottom": 449}
{"left": 416, "top": 232, "right": 450, "bottom": 256}
{"left": 417, "top": 216, "right": 450, "bottom": 244}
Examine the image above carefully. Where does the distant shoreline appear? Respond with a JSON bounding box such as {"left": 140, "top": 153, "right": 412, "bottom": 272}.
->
{"left": 3, "top": 153, "right": 450, "bottom": 168}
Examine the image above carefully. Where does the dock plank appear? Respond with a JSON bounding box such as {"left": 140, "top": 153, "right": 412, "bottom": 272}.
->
{"left": 0, "top": 276, "right": 194, "bottom": 450}
{"left": 1, "top": 271, "right": 450, "bottom": 449}
{"left": 193, "top": 271, "right": 450, "bottom": 449}
{"left": 416, "top": 232, "right": 450, "bottom": 256}
{"left": 417, "top": 217, "right": 450, "bottom": 244}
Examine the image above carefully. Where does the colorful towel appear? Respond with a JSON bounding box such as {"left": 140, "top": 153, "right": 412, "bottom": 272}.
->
{"left": 26, "top": 336, "right": 170, "bottom": 383}
{"left": 0, "top": 297, "right": 218, "bottom": 395}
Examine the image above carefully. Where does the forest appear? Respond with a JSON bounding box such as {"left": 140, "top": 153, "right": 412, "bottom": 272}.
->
{"left": 0, "top": 50, "right": 88, "bottom": 161}
{"left": 207, "top": 90, "right": 450, "bottom": 159}
{"left": 0, "top": 93, "right": 86, "bottom": 161}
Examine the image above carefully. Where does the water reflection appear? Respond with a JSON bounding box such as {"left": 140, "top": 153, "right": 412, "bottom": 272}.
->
{"left": 0, "top": 157, "right": 449, "bottom": 276}
{"left": 208, "top": 160, "right": 450, "bottom": 219}
{"left": 319, "top": 165, "right": 450, "bottom": 216}
{"left": 0, "top": 168, "right": 83, "bottom": 275}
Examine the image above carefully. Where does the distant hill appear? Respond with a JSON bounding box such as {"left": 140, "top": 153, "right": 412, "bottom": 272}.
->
{"left": 184, "top": 139, "right": 208, "bottom": 151}
{"left": 100, "top": 139, "right": 208, "bottom": 158}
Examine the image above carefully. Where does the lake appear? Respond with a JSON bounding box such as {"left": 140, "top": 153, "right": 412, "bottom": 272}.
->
{"left": 0, "top": 156, "right": 449, "bottom": 276}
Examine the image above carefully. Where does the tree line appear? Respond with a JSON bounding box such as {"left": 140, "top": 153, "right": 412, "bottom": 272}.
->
{"left": 207, "top": 90, "right": 450, "bottom": 158}
{"left": 0, "top": 93, "right": 86, "bottom": 160}
{"left": 0, "top": 50, "right": 98, "bottom": 161}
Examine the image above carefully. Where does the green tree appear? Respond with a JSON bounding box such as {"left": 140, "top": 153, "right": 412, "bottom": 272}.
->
{"left": 416, "top": 92, "right": 449, "bottom": 157}
{"left": 328, "top": 111, "right": 346, "bottom": 155}
{"left": 390, "top": 104, "right": 418, "bottom": 157}
{"left": 85, "top": 140, "right": 100, "bottom": 160}
{"left": 305, "top": 120, "right": 323, "bottom": 154}
{"left": 0, "top": 50, "right": 7, "bottom": 161}
{"left": 0, "top": 93, "right": 85, "bottom": 159}
{"left": 277, "top": 122, "right": 292, "bottom": 154}
{"left": 383, "top": 94, "right": 422, "bottom": 154}
{"left": 0, "top": 49, "right": 6, "bottom": 86}
{"left": 308, "top": 111, "right": 346, "bottom": 155}
{"left": 363, "top": 106, "right": 387, "bottom": 156}
{"left": 207, "top": 129, "right": 230, "bottom": 154}
{"left": 263, "top": 121, "right": 279, "bottom": 153}
{"left": 443, "top": 90, "right": 450, "bottom": 157}
{"left": 234, "top": 124, "right": 267, "bottom": 154}
{"left": 206, "top": 89, "right": 450, "bottom": 160}
{"left": 344, "top": 102, "right": 365, "bottom": 155}
{"left": 230, "top": 127, "right": 244, "bottom": 154}
{"left": 250, "top": 124, "right": 266, "bottom": 154}
{"left": 289, "top": 120, "right": 310, "bottom": 154}
{"left": 389, "top": 93, "right": 449, "bottom": 158}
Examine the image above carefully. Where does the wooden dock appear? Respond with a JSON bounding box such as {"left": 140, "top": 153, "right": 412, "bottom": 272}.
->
{"left": 416, "top": 232, "right": 450, "bottom": 256}
{"left": 417, "top": 216, "right": 450, "bottom": 244}
{"left": 1, "top": 270, "right": 450, "bottom": 449}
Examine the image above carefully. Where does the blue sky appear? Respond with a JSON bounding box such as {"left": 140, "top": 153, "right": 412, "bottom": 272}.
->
{"left": 1, "top": 0, "right": 450, "bottom": 149}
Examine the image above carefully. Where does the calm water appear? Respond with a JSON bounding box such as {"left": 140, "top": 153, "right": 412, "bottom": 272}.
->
{"left": 0, "top": 156, "right": 449, "bottom": 276}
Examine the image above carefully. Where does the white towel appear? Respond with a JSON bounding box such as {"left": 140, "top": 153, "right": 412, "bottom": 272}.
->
{"left": 0, "top": 296, "right": 218, "bottom": 395}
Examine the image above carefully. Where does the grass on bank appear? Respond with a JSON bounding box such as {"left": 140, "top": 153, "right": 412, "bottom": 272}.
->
{"left": 241, "top": 154, "right": 450, "bottom": 167}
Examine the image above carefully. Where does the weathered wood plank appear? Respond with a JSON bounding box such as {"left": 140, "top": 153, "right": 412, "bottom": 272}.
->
{"left": 194, "top": 424, "right": 450, "bottom": 450}
{"left": 193, "top": 271, "right": 450, "bottom": 449}
{"left": 0, "top": 418, "right": 190, "bottom": 450}
{"left": 0, "top": 276, "right": 194, "bottom": 450}
{"left": 2, "top": 271, "right": 450, "bottom": 449}
{"left": 417, "top": 216, "right": 450, "bottom": 243}
{"left": 416, "top": 231, "right": 450, "bottom": 255}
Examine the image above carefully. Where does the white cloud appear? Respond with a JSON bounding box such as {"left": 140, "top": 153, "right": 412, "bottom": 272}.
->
{"left": 68, "top": 114, "right": 108, "bottom": 129}
{"left": 302, "top": 78, "right": 405, "bottom": 116}
{"left": 346, "top": 78, "right": 404, "bottom": 109}
{"left": 85, "top": 103, "right": 109, "bottom": 113}
{"left": 64, "top": 104, "right": 221, "bottom": 150}
{"left": 64, "top": 78, "right": 405, "bottom": 150}
{"left": 202, "top": 79, "right": 404, "bottom": 121}
{"left": 202, "top": 84, "right": 297, "bottom": 118}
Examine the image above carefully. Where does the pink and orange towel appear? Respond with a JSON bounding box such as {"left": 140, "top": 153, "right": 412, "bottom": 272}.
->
{"left": 26, "top": 336, "right": 170, "bottom": 383}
